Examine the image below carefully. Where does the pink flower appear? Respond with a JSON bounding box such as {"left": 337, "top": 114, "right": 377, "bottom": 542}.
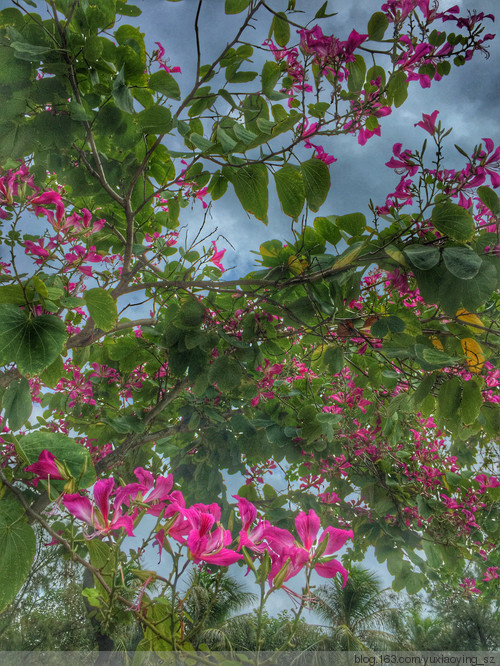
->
{"left": 115, "top": 467, "right": 174, "bottom": 516}
{"left": 460, "top": 577, "right": 481, "bottom": 595}
{"left": 482, "top": 567, "right": 499, "bottom": 582}
{"left": 475, "top": 474, "right": 500, "bottom": 492}
{"left": 183, "top": 504, "right": 243, "bottom": 566}
{"left": 62, "top": 478, "right": 135, "bottom": 538}
{"left": 210, "top": 241, "right": 226, "bottom": 272}
{"left": 264, "top": 510, "right": 353, "bottom": 586}
{"left": 415, "top": 110, "right": 439, "bottom": 135}
{"left": 234, "top": 495, "right": 271, "bottom": 554}
{"left": 25, "top": 449, "right": 66, "bottom": 486}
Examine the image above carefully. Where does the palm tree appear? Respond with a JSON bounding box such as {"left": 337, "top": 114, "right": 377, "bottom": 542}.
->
{"left": 313, "top": 566, "right": 401, "bottom": 650}
{"left": 399, "top": 603, "right": 444, "bottom": 650}
{"left": 182, "top": 567, "right": 257, "bottom": 649}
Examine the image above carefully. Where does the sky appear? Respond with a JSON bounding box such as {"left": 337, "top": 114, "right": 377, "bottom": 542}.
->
{"left": 1, "top": 0, "right": 499, "bottom": 617}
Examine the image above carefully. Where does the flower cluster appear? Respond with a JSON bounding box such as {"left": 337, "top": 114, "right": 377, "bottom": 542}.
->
{"left": 24, "top": 452, "right": 352, "bottom": 589}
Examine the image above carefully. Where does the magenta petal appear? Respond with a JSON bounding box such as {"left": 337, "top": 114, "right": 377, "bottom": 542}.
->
{"left": 110, "top": 514, "right": 135, "bottom": 537}
{"left": 144, "top": 474, "right": 173, "bottom": 503}
{"left": 93, "top": 478, "right": 115, "bottom": 523}
{"left": 201, "top": 549, "right": 244, "bottom": 566}
{"left": 25, "top": 449, "right": 63, "bottom": 480}
{"left": 114, "top": 483, "right": 142, "bottom": 507}
{"left": 295, "top": 510, "right": 320, "bottom": 551}
{"left": 62, "top": 494, "right": 94, "bottom": 524}
{"left": 133, "top": 467, "right": 154, "bottom": 489}
{"left": 320, "top": 527, "right": 354, "bottom": 555}
{"left": 234, "top": 495, "right": 257, "bottom": 531}
{"left": 315, "top": 558, "right": 349, "bottom": 586}
{"left": 263, "top": 525, "right": 295, "bottom": 554}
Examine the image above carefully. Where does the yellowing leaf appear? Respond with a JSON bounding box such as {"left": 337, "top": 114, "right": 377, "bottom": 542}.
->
{"left": 456, "top": 308, "right": 484, "bottom": 332}
{"left": 287, "top": 255, "right": 308, "bottom": 275}
{"left": 259, "top": 241, "right": 281, "bottom": 257}
{"left": 460, "top": 338, "right": 485, "bottom": 374}
{"left": 311, "top": 344, "right": 326, "bottom": 362}
{"left": 431, "top": 337, "right": 444, "bottom": 351}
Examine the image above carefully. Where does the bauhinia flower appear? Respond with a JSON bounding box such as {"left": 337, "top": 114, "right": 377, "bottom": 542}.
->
{"left": 482, "top": 567, "right": 499, "bottom": 582}
{"left": 63, "top": 478, "right": 134, "bottom": 538}
{"left": 115, "top": 466, "right": 174, "bottom": 516}
{"left": 267, "top": 510, "right": 353, "bottom": 586}
{"left": 25, "top": 449, "right": 74, "bottom": 492}
{"left": 234, "top": 495, "right": 271, "bottom": 554}
{"left": 210, "top": 241, "right": 226, "bottom": 272}
{"left": 414, "top": 109, "right": 439, "bottom": 135}
{"left": 183, "top": 504, "right": 243, "bottom": 565}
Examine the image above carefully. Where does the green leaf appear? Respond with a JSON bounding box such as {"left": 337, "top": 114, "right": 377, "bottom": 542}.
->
{"left": 261, "top": 60, "right": 281, "bottom": 98}
{"left": 217, "top": 126, "right": 238, "bottom": 153}
{"left": 460, "top": 259, "right": 498, "bottom": 311}
{"left": 422, "top": 540, "right": 442, "bottom": 569}
{"left": 10, "top": 41, "right": 50, "bottom": 61}
{"left": 224, "top": 164, "right": 269, "bottom": 222}
{"left": 323, "top": 346, "right": 344, "bottom": 374}
{"left": 460, "top": 378, "right": 483, "bottom": 425}
{"left": 112, "top": 66, "right": 134, "bottom": 114}
{"left": 85, "top": 289, "right": 118, "bottom": 332}
{"left": 410, "top": 373, "right": 436, "bottom": 406}
{"left": 273, "top": 165, "right": 305, "bottom": 218}
{"left": 420, "top": 346, "right": 458, "bottom": 368}
{"left": 225, "top": 0, "right": 250, "bottom": 14}
{"left": 272, "top": 12, "right": 290, "bottom": 47}
{"left": 404, "top": 244, "right": 440, "bottom": 270}
{"left": 0, "top": 284, "right": 30, "bottom": 305}
{"left": 0, "top": 305, "right": 66, "bottom": 375}
{"left": 406, "top": 573, "right": 424, "bottom": 595}
{"left": 148, "top": 69, "right": 181, "bottom": 100}
{"left": 336, "top": 212, "right": 366, "bottom": 236}
{"left": 40, "top": 355, "right": 64, "bottom": 388}
{"left": 431, "top": 202, "right": 475, "bottom": 242}
{"left": 116, "top": 1, "right": 142, "bottom": 17}
{"left": 388, "top": 70, "right": 408, "bottom": 108}
{"left": 233, "top": 124, "right": 257, "bottom": 145}
{"left": 301, "top": 158, "right": 330, "bottom": 212}
{"left": 208, "top": 355, "right": 242, "bottom": 390}
{"left": 438, "top": 376, "right": 462, "bottom": 419}
{"left": 21, "top": 431, "right": 95, "bottom": 489}
{"left": 2, "top": 376, "right": 32, "bottom": 431}
{"left": 68, "top": 100, "right": 93, "bottom": 122}
{"left": 347, "top": 55, "right": 366, "bottom": 93}
{"left": 137, "top": 105, "right": 172, "bottom": 134}
{"left": 386, "top": 315, "right": 406, "bottom": 333}
{"left": 0, "top": 501, "right": 36, "bottom": 612}
{"left": 477, "top": 185, "right": 500, "bottom": 215}
{"left": 442, "top": 247, "right": 482, "bottom": 279}
{"left": 314, "top": 216, "right": 341, "bottom": 246}
{"left": 368, "top": 11, "right": 389, "bottom": 41}
{"left": 371, "top": 318, "right": 389, "bottom": 338}
{"left": 189, "top": 133, "right": 214, "bottom": 152}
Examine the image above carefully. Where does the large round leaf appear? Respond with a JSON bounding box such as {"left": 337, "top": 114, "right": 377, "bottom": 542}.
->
{"left": 442, "top": 246, "right": 482, "bottom": 279}
{"left": 0, "top": 499, "right": 36, "bottom": 612}
{"left": 431, "top": 202, "right": 475, "bottom": 242}
{"left": 404, "top": 244, "right": 440, "bottom": 270}
{"left": 0, "top": 305, "right": 66, "bottom": 375}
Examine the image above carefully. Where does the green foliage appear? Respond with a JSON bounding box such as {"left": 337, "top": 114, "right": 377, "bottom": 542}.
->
{"left": 2, "top": 376, "right": 32, "bottom": 431}
{"left": 0, "top": 499, "right": 36, "bottom": 613}
{"left": 0, "top": 305, "right": 66, "bottom": 375}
